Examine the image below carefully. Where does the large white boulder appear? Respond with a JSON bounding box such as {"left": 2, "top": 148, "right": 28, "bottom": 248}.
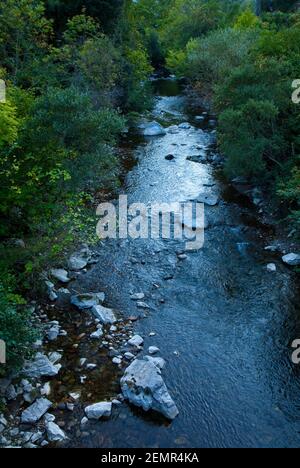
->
{"left": 121, "top": 359, "right": 179, "bottom": 420}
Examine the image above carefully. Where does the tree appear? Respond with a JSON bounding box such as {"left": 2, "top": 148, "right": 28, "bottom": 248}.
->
{"left": 255, "top": 0, "right": 262, "bottom": 16}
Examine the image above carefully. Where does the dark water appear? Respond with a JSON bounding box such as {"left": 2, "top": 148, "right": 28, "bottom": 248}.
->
{"left": 68, "top": 78, "right": 300, "bottom": 448}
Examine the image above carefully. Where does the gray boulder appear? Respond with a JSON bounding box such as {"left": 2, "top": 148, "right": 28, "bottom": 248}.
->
{"left": 90, "top": 327, "right": 103, "bottom": 340}
{"left": 46, "top": 422, "right": 67, "bottom": 442}
{"left": 127, "top": 335, "right": 144, "bottom": 348}
{"left": 21, "top": 398, "right": 52, "bottom": 424}
{"left": 143, "top": 121, "right": 166, "bottom": 137}
{"left": 71, "top": 292, "right": 105, "bottom": 310}
{"left": 24, "top": 353, "right": 60, "bottom": 378}
{"left": 178, "top": 122, "right": 191, "bottom": 129}
{"left": 121, "top": 359, "right": 179, "bottom": 420}
{"left": 68, "top": 247, "right": 92, "bottom": 271}
{"left": 85, "top": 402, "right": 112, "bottom": 420}
{"left": 282, "top": 253, "right": 300, "bottom": 266}
{"left": 91, "top": 305, "right": 116, "bottom": 324}
{"left": 50, "top": 269, "right": 70, "bottom": 283}
{"left": 197, "top": 193, "right": 219, "bottom": 206}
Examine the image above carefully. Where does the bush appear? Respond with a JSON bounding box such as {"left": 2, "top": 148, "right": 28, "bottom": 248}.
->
{"left": 0, "top": 273, "right": 38, "bottom": 375}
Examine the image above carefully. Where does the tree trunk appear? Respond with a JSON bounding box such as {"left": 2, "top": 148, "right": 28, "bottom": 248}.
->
{"left": 255, "top": 0, "right": 262, "bottom": 16}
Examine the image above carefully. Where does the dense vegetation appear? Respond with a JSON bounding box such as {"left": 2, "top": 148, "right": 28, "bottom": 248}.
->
{"left": 0, "top": 0, "right": 155, "bottom": 373}
{"left": 0, "top": 0, "right": 299, "bottom": 373}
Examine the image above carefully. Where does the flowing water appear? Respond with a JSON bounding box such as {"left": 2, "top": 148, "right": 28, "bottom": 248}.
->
{"left": 67, "top": 78, "right": 300, "bottom": 448}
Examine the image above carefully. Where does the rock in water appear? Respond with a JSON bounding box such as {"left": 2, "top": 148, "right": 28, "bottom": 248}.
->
{"left": 91, "top": 305, "right": 117, "bottom": 324}
{"left": 127, "top": 335, "right": 144, "bottom": 347}
{"left": 24, "top": 353, "right": 60, "bottom": 378}
{"left": 178, "top": 122, "right": 191, "bottom": 129}
{"left": 71, "top": 292, "right": 105, "bottom": 310}
{"left": 46, "top": 422, "right": 67, "bottom": 442}
{"left": 21, "top": 398, "right": 52, "bottom": 424}
{"left": 121, "top": 359, "right": 179, "bottom": 420}
{"left": 197, "top": 193, "right": 219, "bottom": 206}
{"left": 267, "top": 263, "right": 276, "bottom": 272}
{"left": 282, "top": 253, "right": 300, "bottom": 266}
{"left": 143, "top": 122, "right": 166, "bottom": 137}
{"left": 85, "top": 402, "right": 112, "bottom": 420}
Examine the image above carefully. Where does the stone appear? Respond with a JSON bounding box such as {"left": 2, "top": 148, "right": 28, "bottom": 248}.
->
{"left": 186, "top": 155, "right": 207, "bottom": 164}
{"left": 197, "top": 193, "right": 219, "bottom": 206}
{"left": 121, "top": 359, "right": 179, "bottom": 420}
{"left": 143, "top": 121, "right": 166, "bottom": 137}
{"left": 31, "top": 431, "right": 43, "bottom": 444}
{"left": 130, "top": 293, "right": 145, "bottom": 301}
{"left": 178, "top": 122, "right": 191, "bottom": 129}
{"left": 48, "top": 352, "right": 62, "bottom": 364}
{"left": 167, "top": 125, "right": 179, "bottom": 134}
{"left": 112, "top": 399, "right": 122, "bottom": 406}
{"left": 90, "top": 328, "right": 103, "bottom": 340}
{"left": 137, "top": 301, "right": 150, "bottom": 309}
{"left": 282, "top": 253, "right": 300, "bottom": 266}
{"left": 148, "top": 346, "right": 160, "bottom": 355}
{"left": 71, "top": 292, "right": 105, "bottom": 310}
{"left": 165, "top": 154, "right": 175, "bottom": 161}
{"left": 44, "top": 413, "right": 55, "bottom": 423}
{"left": 178, "top": 254, "right": 187, "bottom": 260}
{"left": 68, "top": 254, "right": 89, "bottom": 271}
{"left": 112, "top": 357, "right": 122, "bottom": 365}
{"left": 46, "top": 422, "right": 67, "bottom": 442}
{"left": 40, "top": 382, "right": 51, "bottom": 396}
{"left": 24, "top": 353, "right": 60, "bottom": 378}
{"left": 6, "top": 384, "right": 17, "bottom": 401}
{"left": 0, "top": 415, "right": 7, "bottom": 427}
{"left": 266, "top": 263, "right": 277, "bottom": 272}
{"left": 85, "top": 402, "right": 112, "bottom": 420}
{"left": 21, "top": 398, "right": 52, "bottom": 424}
{"left": 46, "top": 324, "right": 60, "bottom": 341}
{"left": 124, "top": 352, "right": 135, "bottom": 361}
{"left": 80, "top": 417, "right": 88, "bottom": 427}
{"left": 144, "top": 356, "right": 166, "bottom": 371}
{"left": 50, "top": 269, "right": 70, "bottom": 283}
{"left": 86, "top": 364, "right": 97, "bottom": 370}
{"left": 69, "top": 392, "right": 81, "bottom": 401}
{"left": 127, "top": 335, "right": 144, "bottom": 348}
{"left": 265, "top": 245, "right": 279, "bottom": 252}
{"left": 91, "top": 305, "right": 117, "bottom": 324}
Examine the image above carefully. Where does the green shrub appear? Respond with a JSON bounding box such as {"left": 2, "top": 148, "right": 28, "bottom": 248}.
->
{"left": 0, "top": 273, "right": 38, "bottom": 375}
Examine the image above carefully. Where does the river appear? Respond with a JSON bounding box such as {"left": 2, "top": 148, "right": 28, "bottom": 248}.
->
{"left": 65, "top": 78, "right": 300, "bottom": 448}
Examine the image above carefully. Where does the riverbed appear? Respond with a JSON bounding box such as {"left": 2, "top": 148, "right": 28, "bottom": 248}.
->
{"left": 63, "top": 78, "right": 300, "bottom": 448}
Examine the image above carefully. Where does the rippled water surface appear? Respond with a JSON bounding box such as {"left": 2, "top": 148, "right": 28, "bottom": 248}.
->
{"left": 68, "top": 79, "right": 300, "bottom": 448}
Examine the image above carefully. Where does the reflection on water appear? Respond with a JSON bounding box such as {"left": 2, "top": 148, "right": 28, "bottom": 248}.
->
{"left": 68, "top": 78, "right": 300, "bottom": 448}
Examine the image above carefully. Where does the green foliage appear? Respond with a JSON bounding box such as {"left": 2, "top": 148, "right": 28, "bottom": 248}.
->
{"left": 0, "top": 0, "right": 52, "bottom": 86}
{"left": 0, "top": 272, "right": 38, "bottom": 375}
{"left": 234, "top": 9, "right": 261, "bottom": 29}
